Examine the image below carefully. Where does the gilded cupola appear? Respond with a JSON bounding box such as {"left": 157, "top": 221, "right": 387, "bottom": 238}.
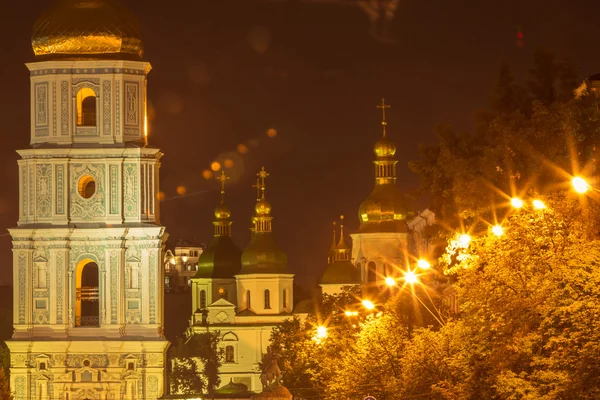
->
{"left": 240, "top": 167, "right": 289, "bottom": 275}
{"left": 196, "top": 171, "right": 242, "bottom": 279}
{"left": 32, "top": 0, "right": 144, "bottom": 60}
{"left": 357, "top": 98, "right": 409, "bottom": 233}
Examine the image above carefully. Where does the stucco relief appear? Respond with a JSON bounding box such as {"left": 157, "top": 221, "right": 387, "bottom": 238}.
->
{"left": 61, "top": 81, "right": 69, "bottom": 135}
{"left": 66, "top": 354, "right": 108, "bottom": 368}
{"left": 56, "top": 165, "right": 65, "bottom": 215}
{"left": 70, "top": 163, "right": 106, "bottom": 220}
{"left": 36, "top": 164, "right": 52, "bottom": 218}
{"left": 123, "top": 163, "right": 138, "bottom": 218}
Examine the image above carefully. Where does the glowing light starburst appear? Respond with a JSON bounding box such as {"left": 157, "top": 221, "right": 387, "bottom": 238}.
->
{"left": 492, "top": 225, "right": 504, "bottom": 237}
{"left": 404, "top": 270, "right": 418, "bottom": 285}
{"left": 572, "top": 177, "right": 590, "bottom": 194}
{"left": 511, "top": 197, "right": 524, "bottom": 209}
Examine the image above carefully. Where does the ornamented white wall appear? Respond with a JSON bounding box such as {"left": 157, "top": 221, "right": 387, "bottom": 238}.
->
{"left": 8, "top": 60, "right": 169, "bottom": 400}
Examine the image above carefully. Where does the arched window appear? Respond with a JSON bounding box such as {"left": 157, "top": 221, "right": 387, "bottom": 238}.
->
{"left": 356, "top": 263, "right": 362, "bottom": 282}
{"left": 200, "top": 290, "right": 207, "bottom": 309}
{"left": 76, "top": 88, "right": 97, "bottom": 126}
{"left": 283, "top": 289, "right": 287, "bottom": 309}
{"left": 264, "top": 289, "right": 271, "bottom": 309}
{"left": 367, "top": 262, "right": 377, "bottom": 283}
{"left": 75, "top": 261, "right": 99, "bottom": 327}
{"left": 246, "top": 290, "right": 251, "bottom": 309}
{"left": 225, "top": 345, "right": 235, "bottom": 363}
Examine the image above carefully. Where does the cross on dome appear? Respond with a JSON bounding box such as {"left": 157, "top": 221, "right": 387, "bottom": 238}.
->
{"left": 376, "top": 98, "right": 391, "bottom": 137}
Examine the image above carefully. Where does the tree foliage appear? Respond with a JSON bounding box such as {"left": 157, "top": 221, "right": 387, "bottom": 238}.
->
{"left": 410, "top": 51, "right": 600, "bottom": 226}
{"left": 0, "top": 368, "right": 12, "bottom": 400}
{"left": 169, "top": 331, "right": 222, "bottom": 396}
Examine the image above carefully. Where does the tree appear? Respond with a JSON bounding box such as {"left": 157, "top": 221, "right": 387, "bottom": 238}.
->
{"left": 0, "top": 368, "right": 12, "bottom": 400}
{"left": 170, "top": 331, "right": 222, "bottom": 396}
{"left": 437, "top": 194, "right": 600, "bottom": 399}
{"left": 410, "top": 52, "right": 600, "bottom": 228}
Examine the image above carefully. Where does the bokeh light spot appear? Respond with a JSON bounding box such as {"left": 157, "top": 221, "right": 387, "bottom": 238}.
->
{"left": 211, "top": 162, "right": 221, "bottom": 172}
{"left": 202, "top": 170, "right": 214, "bottom": 180}
{"left": 176, "top": 186, "right": 186, "bottom": 196}
{"left": 267, "top": 128, "right": 278, "bottom": 138}
{"left": 236, "top": 144, "right": 249, "bottom": 154}
{"left": 157, "top": 191, "right": 166, "bottom": 201}
{"left": 224, "top": 159, "right": 234, "bottom": 168}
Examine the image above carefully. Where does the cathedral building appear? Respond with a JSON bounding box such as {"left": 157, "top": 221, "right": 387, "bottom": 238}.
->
{"left": 320, "top": 99, "right": 435, "bottom": 295}
{"left": 7, "top": 1, "right": 169, "bottom": 399}
{"left": 188, "top": 168, "right": 295, "bottom": 393}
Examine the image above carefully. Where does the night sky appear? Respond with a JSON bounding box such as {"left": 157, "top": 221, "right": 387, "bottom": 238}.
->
{"left": 1, "top": 0, "right": 599, "bottom": 287}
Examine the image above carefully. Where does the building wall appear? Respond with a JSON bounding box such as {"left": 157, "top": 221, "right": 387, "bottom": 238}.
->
{"left": 8, "top": 60, "right": 169, "bottom": 400}
{"left": 350, "top": 232, "right": 409, "bottom": 283}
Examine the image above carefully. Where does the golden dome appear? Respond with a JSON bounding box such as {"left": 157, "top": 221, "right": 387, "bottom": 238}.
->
{"left": 32, "top": 0, "right": 143, "bottom": 60}
{"left": 358, "top": 185, "right": 408, "bottom": 233}
{"left": 374, "top": 136, "right": 396, "bottom": 157}
{"left": 255, "top": 199, "right": 272, "bottom": 215}
{"left": 214, "top": 204, "right": 231, "bottom": 219}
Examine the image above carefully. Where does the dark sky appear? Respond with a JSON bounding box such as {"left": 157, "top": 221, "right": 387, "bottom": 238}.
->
{"left": 1, "top": 0, "right": 599, "bottom": 287}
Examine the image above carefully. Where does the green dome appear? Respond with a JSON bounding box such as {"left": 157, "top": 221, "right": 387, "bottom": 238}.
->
{"left": 358, "top": 184, "right": 409, "bottom": 233}
{"left": 216, "top": 379, "right": 250, "bottom": 395}
{"left": 320, "top": 260, "right": 361, "bottom": 285}
{"left": 240, "top": 233, "right": 289, "bottom": 274}
{"left": 196, "top": 236, "right": 242, "bottom": 279}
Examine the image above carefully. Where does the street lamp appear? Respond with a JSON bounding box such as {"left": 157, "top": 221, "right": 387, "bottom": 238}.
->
{"left": 417, "top": 259, "right": 431, "bottom": 269}
{"left": 533, "top": 199, "right": 546, "bottom": 209}
{"left": 491, "top": 225, "right": 504, "bottom": 237}
{"left": 572, "top": 176, "right": 591, "bottom": 194}
{"left": 404, "top": 270, "right": 418, "bottom": 285}
{"left": 344, "top": 310, "right": 358, "bottom": 317}
{"left": 458, "top": 234, "right": 471, "bottom": 248}
{"left": 362, "top": 299, "right": 375, "bottom": 310}
{"left": 511, "top": 197, "right": 524, "bottom": 209}
{"left": 316, "top": 326, "right": 327, "bottom": 340}
{"left": 384, "top": 276, "right": 396, "bottom": 287}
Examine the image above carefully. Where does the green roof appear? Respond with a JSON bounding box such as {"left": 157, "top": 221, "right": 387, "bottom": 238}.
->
{"left": 195, "top": 236, "right": 242, "bottom": 279}
{"left": 320, "top": 260, "right": 361, "bottom": 285}
{"left": 239, "top": 232, "right": 289, "bottom": 275}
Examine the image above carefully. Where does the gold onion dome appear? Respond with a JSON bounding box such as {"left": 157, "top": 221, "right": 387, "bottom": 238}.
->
{"left": 374, "top": 136, "right": 397, "bottom": 157}
{"left": 255, "top": 198, "right": 272, "bottom": 215}
{"left": 196, "top": 171, "right": 242, "bottom": 279}
{"left": 358, "top": 98, "right": 408, "bottom": 233}
{"left": 240, "top": 167, "right": 290, "bottom": 275}
{"left": 214, "top": 204, "right": 231, "bottom": 219}
{"left": 32, "top": 0, "right": 144, "bottom": 60}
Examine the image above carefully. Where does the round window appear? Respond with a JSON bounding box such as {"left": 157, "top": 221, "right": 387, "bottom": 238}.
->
{"left": 78, "top": 175, "right": 96, "bottom": 199}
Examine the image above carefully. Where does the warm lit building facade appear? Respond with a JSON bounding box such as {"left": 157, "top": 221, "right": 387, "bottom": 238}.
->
{"left": 164, "top": 240, "right": 205, "bottom": 291}
{"left": 320, "top": 99, "right": 435, "bottom": 295}
{"left": 7, "top": 1, "right": 169, "bottom": 399}
{"left": 186, "top": 169, "right": 295, "bottom": 393}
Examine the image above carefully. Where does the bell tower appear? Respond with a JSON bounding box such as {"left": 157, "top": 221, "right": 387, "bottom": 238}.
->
{"left": 7, "top": 1, "right": 168, "bottom": 399}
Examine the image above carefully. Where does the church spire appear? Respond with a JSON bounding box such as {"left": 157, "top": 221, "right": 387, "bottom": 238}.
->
{"left": 253, "top": 166, "right": 273, "bottom": 233}
{"left": 373, "top": 97, "right": 398, "bottom": 186}
{"left": 213, "top": 171, "right": 232, "bottom": 236}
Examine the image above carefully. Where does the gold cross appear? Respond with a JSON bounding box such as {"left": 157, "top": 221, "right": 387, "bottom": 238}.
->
{"left": 216, "top": 171, "right": 229, "bottom": 203}
{"left": 257, "top": 166, "right": 269, "bottom": 199}
{"left": 376, "top": 98, "right": 391, "bottom": 137}
{"left": 252, "top": 178, "right": 261, "bottom": 201}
